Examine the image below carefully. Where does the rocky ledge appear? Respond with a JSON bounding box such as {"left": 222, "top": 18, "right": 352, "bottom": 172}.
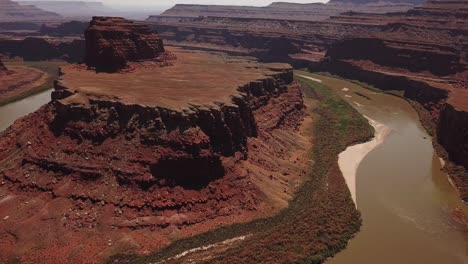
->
{"left": 0, "top": 47, "right": 308, "bottom": 262}
{"left": 85, "top": 17, "right": 165, "bottom": 72}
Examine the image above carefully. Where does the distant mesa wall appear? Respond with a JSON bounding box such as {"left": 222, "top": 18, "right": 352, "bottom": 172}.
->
{"left": 16, "top": 1, "right": 110, "bottom": 18}
{"left": 40, "top": 21, "right": 89, "bottom": 36}
{"left": 0, "top": 37, "right": 85, "bottom": 62}
{"left": 155, "top": 2, "right": 417, "bottom": 22}
{"left": 325, "top": 37, "right": 464, "bottom": 76}
{"left": 85, "top": 17, "right": 165, "bottom": 72}
{"left": 0, "top": 0, "right": 61, "bottom": 21}
{"left": 328, "top": 0, "right": 425, "bottom": 4}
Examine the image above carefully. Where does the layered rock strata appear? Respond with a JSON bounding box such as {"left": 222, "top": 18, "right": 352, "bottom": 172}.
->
{"left": 85, "top": 17, "right": 165, "bottom": 72}
{"left": 0, "top": 48, "right": 307, "bottom": 262}
{"left": 156, "top": 2, "right": 417, "bottom": 22}
{"left": 0, "top": 37, "right": 85, "bottom": 63}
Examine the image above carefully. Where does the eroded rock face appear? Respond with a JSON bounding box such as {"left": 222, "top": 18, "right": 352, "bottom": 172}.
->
{"left": 325, "top": 37, "right": 464, "bottom": 76}
{"left": 439, "top": 104, "right": 468, "bottom": 166}
{"left": 0, "top": 37, "right": 85, "bottom": 62}
{"left": 85, "top": 17, "right": 165, "bottom": 72}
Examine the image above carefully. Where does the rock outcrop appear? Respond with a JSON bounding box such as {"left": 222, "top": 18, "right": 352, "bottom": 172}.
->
{"left": 0, "top": 0, "right": 61, "bottom": 21}
{"left": 85, "top": 17, "right": 165, "bottom": 72}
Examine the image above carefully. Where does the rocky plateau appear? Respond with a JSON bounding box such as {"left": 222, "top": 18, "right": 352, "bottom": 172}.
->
{"left": 0, "top": 17, "right": 309, "bottom": 263}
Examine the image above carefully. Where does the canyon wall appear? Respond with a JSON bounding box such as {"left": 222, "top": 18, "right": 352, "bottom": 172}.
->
{"left": 439, "top": 104, "right": 468, "bottom": 169}
{"left": 325, "top": 37, "right": 463, "bottom": 76}
{"left": 0, "top": 37, "right": 85, "bottom": 62}
{"left": 156, "top": 2, "right": 416, "bottom": 22}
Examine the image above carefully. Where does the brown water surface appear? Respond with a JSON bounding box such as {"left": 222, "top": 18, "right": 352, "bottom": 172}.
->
{"left": 296, "top": 72, "right": 468, "bottom": 264}
{"left": 0, "top": 89, "right": 51, "bottom": 132}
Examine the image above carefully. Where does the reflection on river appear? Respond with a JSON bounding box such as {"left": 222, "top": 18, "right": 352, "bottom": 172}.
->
{"left": 296, "top": 72, "right": 468, "bottom": 264}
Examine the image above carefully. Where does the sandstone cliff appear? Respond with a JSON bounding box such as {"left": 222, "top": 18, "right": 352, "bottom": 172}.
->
{"left": 85, "top": 17, "right": 165, "bottom": 72}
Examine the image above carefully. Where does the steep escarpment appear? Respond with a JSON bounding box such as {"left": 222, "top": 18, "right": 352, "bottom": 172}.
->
{"left": 0, "top": 0, "right": 61, "bottom": 21}
{"left": 439, "top": 103, "right": 468, "bottom": 171}
{"left": 85, "top": 17, "right": 165, "bottom": 72}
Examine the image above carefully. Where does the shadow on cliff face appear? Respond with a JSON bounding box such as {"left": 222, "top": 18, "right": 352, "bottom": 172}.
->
{"left": 150, "top": 157, "right": 225, "bottom": 190}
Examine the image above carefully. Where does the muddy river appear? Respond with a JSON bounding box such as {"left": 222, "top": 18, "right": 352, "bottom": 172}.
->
{"left": 297, "top": 72, "right": 468, "bottom": 264}
{"left": 1, "top": 74, "right": 467, "bottom": 263}
{"left": 0, "top": 89, "right": 52, "bottom": 132}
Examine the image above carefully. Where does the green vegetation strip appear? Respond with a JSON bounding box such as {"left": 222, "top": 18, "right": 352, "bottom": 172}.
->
{"left": 108, "top": 74, "right": 374, "bottom": 264}
{"left": 0, "top": 60, "right": 65, "bottom": 106}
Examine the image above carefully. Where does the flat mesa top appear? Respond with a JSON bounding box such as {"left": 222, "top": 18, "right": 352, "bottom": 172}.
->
{"left": 58, "top": 48, "right": 291, "bottom": 110}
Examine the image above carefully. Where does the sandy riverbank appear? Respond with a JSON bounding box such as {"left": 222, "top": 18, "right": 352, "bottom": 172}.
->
{"left": 338, "top": 116, "right": 390, "bottom": 207}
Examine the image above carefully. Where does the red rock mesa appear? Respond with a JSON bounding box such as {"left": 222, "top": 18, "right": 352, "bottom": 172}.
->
{"left": 84, "top": 17, "right": 165, "bottom": 72}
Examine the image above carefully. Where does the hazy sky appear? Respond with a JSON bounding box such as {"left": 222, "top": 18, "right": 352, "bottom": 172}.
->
{"left": 84, "top": 0, "right": 327, "bottom": 8}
